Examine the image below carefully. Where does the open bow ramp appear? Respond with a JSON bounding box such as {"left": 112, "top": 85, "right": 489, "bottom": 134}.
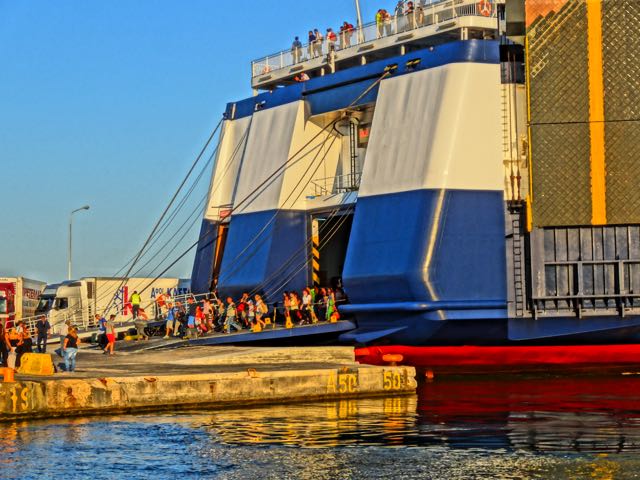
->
{"left": 188, "top": 320, "right": 357, "bottom": 346}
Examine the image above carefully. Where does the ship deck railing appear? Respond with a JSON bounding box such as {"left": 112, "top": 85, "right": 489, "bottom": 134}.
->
{"left": 310, "top": 172, "right": 362, "bottom": 197}
{"left": 251, "top": 0, "right": 499, "bottom": 89}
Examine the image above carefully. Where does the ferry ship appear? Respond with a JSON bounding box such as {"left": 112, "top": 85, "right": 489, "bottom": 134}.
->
{"left": 189, "top": 0, "right": 640, "bottom": 370}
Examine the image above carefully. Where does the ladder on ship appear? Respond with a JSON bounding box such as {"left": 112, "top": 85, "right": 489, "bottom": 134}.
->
{"left": 511, "top": 211, "right": 526, "bottom": 317}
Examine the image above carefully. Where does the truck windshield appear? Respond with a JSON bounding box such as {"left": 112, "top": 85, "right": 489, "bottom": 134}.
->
{"left": 0, "top": 297, "right": 6, "bottom": 314}
{"left": 35, "top": 296, "right": 54, "bottom": 314}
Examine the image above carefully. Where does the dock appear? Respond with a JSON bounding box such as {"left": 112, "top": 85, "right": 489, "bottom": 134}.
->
{"left": 0, "top": 344, "right": 416, "bottom": 421}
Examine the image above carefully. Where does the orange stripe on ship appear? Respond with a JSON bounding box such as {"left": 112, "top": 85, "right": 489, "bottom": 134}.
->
{"left": 587, "top": 0, "right": 606, "bottom": 225}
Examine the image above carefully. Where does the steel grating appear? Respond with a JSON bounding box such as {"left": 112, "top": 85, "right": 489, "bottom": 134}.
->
{"left": 526, "top": 0, "right": 592, "bottom": 227}
{"left": 530, "top": 123, "right": 592, "bottom": 225}
{"left": 602, "top": 0, "right": 640, "bottom": 224}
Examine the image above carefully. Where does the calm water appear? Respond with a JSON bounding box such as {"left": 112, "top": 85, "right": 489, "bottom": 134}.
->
{"left": 2, "top": 374, "right": 640, "bottom": 479}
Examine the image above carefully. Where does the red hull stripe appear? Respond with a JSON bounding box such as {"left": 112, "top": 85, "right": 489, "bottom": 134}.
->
{"left": 355, "top": 345, "right": 640, "bottom": 368}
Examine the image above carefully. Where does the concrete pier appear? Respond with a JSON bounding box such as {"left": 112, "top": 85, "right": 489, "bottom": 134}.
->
{"left": 0, "top": 346, "right": 416, "bottom": 421}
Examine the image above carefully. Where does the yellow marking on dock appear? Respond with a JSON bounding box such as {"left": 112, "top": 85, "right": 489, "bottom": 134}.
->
{"left": 587, "top": 0, "right": 607, "bottom": 225}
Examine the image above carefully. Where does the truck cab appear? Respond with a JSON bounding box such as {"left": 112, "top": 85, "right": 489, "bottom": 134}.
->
{"left": 45, "top": 282, "right": 87, "bottom": 331}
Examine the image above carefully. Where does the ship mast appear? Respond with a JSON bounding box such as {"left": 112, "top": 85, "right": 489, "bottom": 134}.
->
{"left": 354, "top": 0, "right": 364, "bottom": 42}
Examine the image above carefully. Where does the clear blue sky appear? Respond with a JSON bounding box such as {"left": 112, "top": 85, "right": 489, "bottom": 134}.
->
{"left": 0, "top": 0, "right": 390, "bottom": 284}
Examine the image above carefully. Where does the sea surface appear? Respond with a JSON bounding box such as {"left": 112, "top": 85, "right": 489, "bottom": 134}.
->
{"left": 2, "top": 373, "right": 640, "bottom": 479}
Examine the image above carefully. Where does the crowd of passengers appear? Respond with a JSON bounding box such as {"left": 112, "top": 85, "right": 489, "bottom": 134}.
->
{"left": 288, "top": 0, "right": 428, "bottom": 68}
{"left": 161, "top": 286, "right": 346, "bottom": 338}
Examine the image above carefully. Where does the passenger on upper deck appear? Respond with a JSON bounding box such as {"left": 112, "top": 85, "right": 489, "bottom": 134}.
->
{"left": 395, "top": 1, "right": 406, "bottom": 32}
{"left": 339, "top": 21, "right": 354, "bottom": 49}
{"left": 376, "top": 9, "right": 385, "bottom": 38}
{"left": 326, "top": 28, "right": 337, "bottom": 52}
{"left": 416, "top": 3, "right": 425, "bottom": 26}
{"left": 308, "top": 30, "right": 317, "bottom": 58}
{"left": 314, "top": 28, "right": 324, "bottom": 57}
{"left": 291, "top": 36, "right": 302, "bottom": 64}
{"left": 406, "top": 1, "right": 416, "bottom": 30}
{"left": 383, "top": 8, "right": 393, "bottom": 36}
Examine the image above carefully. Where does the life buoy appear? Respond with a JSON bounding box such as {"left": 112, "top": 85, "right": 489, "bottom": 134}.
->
{"left": 477, "top": 0, "right": 492, "bottom": 17}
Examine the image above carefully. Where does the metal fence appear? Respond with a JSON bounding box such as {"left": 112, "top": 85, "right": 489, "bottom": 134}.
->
{"left": 311, "top": 173, "right": 362, "bottom": 196}
{"left": 251, "top": 0, "right": 497, "bottom": 77}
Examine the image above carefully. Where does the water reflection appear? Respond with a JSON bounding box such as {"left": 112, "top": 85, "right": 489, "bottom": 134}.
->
{"left": 196, "top": 374, "right": 640, "bottom": 453}
{"left": 200, "top": 395, "right": 418, "bottom": 448}
{"left": 418, "top": 374, "right": 640, "bottom": 453}
{"left": 1, "top": 374, "right": 640, "bottom": 479}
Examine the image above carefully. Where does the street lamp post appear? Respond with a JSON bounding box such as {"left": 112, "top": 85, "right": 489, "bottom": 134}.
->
{"left": 68, "top": 205, "right": 90, "bottom": 280}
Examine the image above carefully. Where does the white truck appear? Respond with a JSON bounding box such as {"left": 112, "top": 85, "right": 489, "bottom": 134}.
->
{"left": 36, "top": 277, "right": 190, "bottom": 331}
{"left": 0, "top": 277, "right": 47, "bottom": 327}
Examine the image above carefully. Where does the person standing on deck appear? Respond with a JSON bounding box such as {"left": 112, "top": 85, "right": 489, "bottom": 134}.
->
{"left": 340, "top": 21, "right": 354, "bottom": 49}
{"left": 186, "top": 297, "right": 198, "bottom": 338}
{"left": 405, "top": 1, "right": 416, "bottom": 30}
{"left": 416, "top": 3, "right": 425, "bottom": 26}
{"left": 376, "top": 9, "right": 385, "bottom": 38}
{"left": 63, "top": 326, "right": 80, "bottom": 372}
{"left": 395, "top": 1, "right": 406, "bottom": 32}
{"left": 15, "top": 321, "right": 33, "bottom": 368}
{"left": 308, "top": 30, "right": 317, "bottom": 58}
{"left": 57, "top": 320, "right": 70, "bottom": 357}
{"left": 135, "top": 315, "right": 149, "bottom": 341}
{"left": 215, "top": 298, "right": 226, "bottom": 331}
{"left": 247, "top": 298, "right": 256, "bottom": 329}
{"left": 163, "top": 303, "right": 176, "bottom": 338}
{"left": 254, "top": 294, "right": 268, "bottom": 329}
{"left": 383, "top": 9, "right": 393, "bottom": 36}
{"left": 97, "top": 314, "right": 108, "bottom": 351}
{"left": 314, "top": 29, "right": 324, "bottom": 57}
{"left": 130, "top": 290, "right": 142, "bottom": 321}
{"left": 203, "top": 298, "right": 214, "bottom": 332}
{"left": 224, "top": 297, "right": 241, "bottom": 334}
{"left": 291, "top": 36, "right": 302, "bottom": 63}
{"left": 35, "top": 315, "right": 51, "bottom": 353}
{"left": 6, "top": 323, "right": 20, "bottom": 368}
{"left": 105, "top": 314, "right": 116, "bottom": 355}
{"left": 0, "top": 322, "right": 9, "bottom": 367}
{"left": 326, "top": 28, "right": 337, "bottom": 53}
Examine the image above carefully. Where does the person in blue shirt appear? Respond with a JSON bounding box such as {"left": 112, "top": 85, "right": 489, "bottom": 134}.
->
{"left": 96, "top": 314, "right": 108, "bottom": 352}
{"left": 308, "top": 30, "right": 317, "bottom": 58}
{"left": 164, "top": 303, "right": 176, "bottom": 339}
{"left": 35, "top": 315, "right": 51, "bottom": 353}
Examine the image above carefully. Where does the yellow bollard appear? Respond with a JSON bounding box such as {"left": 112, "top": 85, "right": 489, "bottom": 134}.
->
{"left": 382, "top": 353, "right": 404, "bottom": 366}
{"left": 16, "top": 353, "right": 55, "bottom": 376}
{"left": 0, "top": 367, "right": 15, "bottom": 382}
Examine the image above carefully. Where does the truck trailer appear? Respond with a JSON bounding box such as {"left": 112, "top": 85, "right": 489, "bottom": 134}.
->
{"left": 0, "top": 277, "right": 47, "bottom": 327}
{"left": 35, "top": 277, "right": 190, "bottom": 331}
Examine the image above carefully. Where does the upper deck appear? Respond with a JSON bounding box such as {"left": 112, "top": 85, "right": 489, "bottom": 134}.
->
{"left": 251, "top": 0, "right": 501, "bottom": 90}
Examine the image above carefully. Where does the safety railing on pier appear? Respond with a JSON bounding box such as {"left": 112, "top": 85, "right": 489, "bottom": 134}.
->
{"left": 16, "top": 292, "right": 212, "bottom": 336}
{"left": 251, "top": 0, "right": 497, "bottom": 78}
